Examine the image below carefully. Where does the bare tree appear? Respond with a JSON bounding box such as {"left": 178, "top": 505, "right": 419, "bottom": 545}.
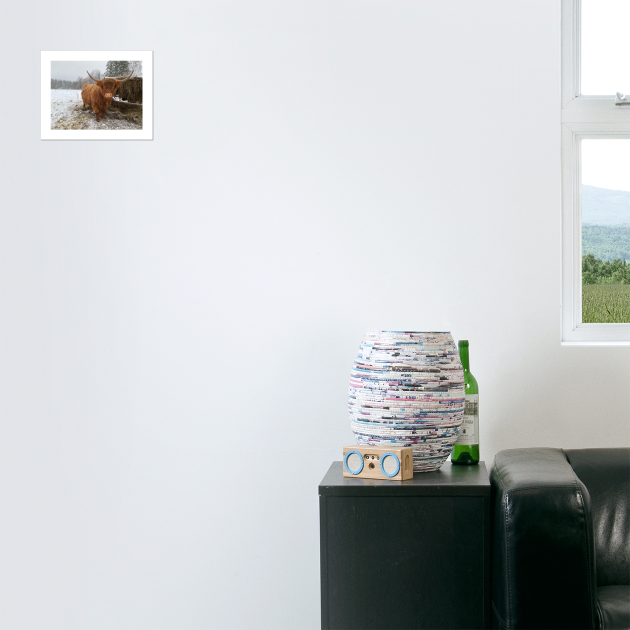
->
{"left": 128, "top": 60, "right": 143, "bottom": 77}
{"left": 90, "top": 69, "right": 101, "bottom": 81}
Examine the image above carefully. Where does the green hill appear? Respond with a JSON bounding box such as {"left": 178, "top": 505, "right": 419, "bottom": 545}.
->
{"left": 582, "top": 224, "right": 630, "bottom": 262}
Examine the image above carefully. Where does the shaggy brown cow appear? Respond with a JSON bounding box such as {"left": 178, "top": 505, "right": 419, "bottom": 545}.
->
{"left": 81, "top": 69, "right": 135, "bottom": 122}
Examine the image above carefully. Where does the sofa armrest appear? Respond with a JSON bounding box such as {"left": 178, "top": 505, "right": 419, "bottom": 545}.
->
{"left": 490, "top": 448, "right": 598, "bottom": 630}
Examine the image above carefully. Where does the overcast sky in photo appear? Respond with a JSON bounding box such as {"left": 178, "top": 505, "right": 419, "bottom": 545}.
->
{"left": 51, "top": 61, "right": 108, "bottom": 81}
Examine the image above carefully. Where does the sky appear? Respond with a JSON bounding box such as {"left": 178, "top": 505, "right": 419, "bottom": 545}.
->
{"left": 580, "top": 1, "right": 629, "bottom": 193}
{"left": 51, "top": 61, "right": 108, "bottom": 82}
{"left": 582, "top": 0, "right": 630, "bottom": 96}
{"left": 582, "top": 140, "right": 630, "bottom": 193}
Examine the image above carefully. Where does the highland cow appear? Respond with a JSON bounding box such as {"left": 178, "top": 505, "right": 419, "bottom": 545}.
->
{"left": 81, "top": 69, "right": 135, "bottom": 122}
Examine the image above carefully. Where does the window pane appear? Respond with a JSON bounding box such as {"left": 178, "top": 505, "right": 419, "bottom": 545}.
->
{"left": 582, "top": 140, "right": 630, "bottom": 322}
{"left": 581, "top": 0, "right": 630, "bottom": 95}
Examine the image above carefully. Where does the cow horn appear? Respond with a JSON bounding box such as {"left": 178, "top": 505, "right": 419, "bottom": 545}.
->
{"left": 86, "top": 70, "right": 100, "bottom": 83}
{"left": 118, "top": 68, "right": 136, "bottom": 83}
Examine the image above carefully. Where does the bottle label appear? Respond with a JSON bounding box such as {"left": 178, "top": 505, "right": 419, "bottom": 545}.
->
{"left": 456, "top": 394, "right": 478, "bottom": 445}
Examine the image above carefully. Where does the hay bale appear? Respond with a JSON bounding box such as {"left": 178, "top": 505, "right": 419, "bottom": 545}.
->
{"left": 116, "top": 77, "right": 143, "bottom": 104}
{"left": 106, "top": 99, "right": 143, "bottom": 126}
{"left": 109, "top": 100, "right": 142, "bottom": 112}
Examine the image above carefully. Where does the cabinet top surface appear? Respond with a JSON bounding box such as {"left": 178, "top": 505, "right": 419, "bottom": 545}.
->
{"left": 319, "top": 461, "right": 490, "bottom": 497}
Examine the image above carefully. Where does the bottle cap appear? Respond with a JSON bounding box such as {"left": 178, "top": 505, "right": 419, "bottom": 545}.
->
{"left": 458, "top": 340, "right": 469, "bottom": 347}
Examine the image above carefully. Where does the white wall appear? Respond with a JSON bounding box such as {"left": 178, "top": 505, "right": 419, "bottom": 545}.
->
{"left": 0, "top": 1, "right": 628, "bottom": 628}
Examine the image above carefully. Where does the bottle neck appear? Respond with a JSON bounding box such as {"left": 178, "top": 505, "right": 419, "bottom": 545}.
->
{"left": 459, "top": 345, "right": 470, "bottom": 372}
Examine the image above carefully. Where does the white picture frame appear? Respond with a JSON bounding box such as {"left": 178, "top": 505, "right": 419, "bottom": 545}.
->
{"left": 41, "top": 50, "right": 153, "bottom": 140}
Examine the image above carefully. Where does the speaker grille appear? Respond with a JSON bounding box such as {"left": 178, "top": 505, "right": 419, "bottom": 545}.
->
{"left": 382, "top": 454, "right": 399, "bottom": 476}
{"left": 346, "top": 452, "right": 363, "bottom": 474}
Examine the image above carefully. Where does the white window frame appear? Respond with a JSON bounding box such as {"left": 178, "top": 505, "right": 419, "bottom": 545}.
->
{"left": 561, "top": 0, "right": 630, "bottom": 344}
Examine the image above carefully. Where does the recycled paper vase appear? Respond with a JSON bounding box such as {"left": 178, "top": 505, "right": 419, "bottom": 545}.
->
{"left": 348, "top": 331, "right": 465, "bottom": 472}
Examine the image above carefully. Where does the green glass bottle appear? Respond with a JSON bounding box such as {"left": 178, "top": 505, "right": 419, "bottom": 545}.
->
{"left": 451, "top": 340, "right": 479, "bottom": 465}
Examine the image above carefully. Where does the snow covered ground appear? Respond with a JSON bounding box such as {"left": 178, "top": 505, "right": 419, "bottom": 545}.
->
{"left": 50, "top": 90, "right": 142, "bottom": 130}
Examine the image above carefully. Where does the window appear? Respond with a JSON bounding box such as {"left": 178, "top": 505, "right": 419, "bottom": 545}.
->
{"left": 561, "top": 0, "right": 630, "bottom": 344}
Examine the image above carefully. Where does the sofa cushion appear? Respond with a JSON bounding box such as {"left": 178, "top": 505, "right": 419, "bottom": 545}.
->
{"left": 564, "top": 449, "right": 630, "bottom": 587}
{"left": 597, "top": 585, "right": 630, "bottom": 630}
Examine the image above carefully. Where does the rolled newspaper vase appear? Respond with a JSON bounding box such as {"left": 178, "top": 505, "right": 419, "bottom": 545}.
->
{"left": 348, "top": 331, "right": 465, "bottom": 473}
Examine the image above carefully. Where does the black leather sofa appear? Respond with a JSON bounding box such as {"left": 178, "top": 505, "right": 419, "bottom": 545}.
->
{"left": 490, "top": 448, "right": 630, "bottom": 629}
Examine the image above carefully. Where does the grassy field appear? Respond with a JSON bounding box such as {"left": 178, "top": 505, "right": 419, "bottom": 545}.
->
{"left": 582, "top": 284, "right": 630, "bottom": 323}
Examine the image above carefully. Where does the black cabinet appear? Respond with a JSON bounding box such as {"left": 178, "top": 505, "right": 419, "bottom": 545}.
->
{"left": 319, "top": 461, "right": 490, "bottom": 630}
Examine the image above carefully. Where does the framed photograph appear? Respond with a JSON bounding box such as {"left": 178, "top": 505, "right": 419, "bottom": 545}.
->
{"left": 41, "top": 50, "right": 153, "bottom": 140}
